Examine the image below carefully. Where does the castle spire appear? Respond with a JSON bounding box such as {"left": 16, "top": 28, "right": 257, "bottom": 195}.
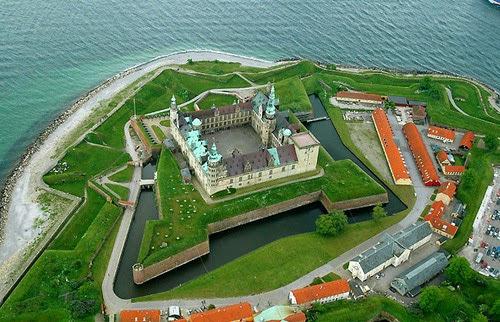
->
{"left": 171, "top": 95, "right": 177, "bottom": 110}
{"left": 265, "top": 85, "right": 276, "bottom": 119}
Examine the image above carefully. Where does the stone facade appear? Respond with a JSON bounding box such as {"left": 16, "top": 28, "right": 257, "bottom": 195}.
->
{"left": 170, "top": 87, "right": 320, "bottom": 195}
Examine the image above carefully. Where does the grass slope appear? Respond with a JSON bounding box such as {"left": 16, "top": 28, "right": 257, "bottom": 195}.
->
{"left": 198, "top": 93, "right": 237, "bottom": 109}
{"left": 275, "top": 76, "right": 312, "bottom": 112}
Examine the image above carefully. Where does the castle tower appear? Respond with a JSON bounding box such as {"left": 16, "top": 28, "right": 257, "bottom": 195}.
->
{"left": 261, "top": 86, "right": 277, "bottom": 147}
{"left": 207, "top": 143, "right": 222, "bottom": 188}
{"left": 170, "top": 95, "right": 178, "bottom": 126}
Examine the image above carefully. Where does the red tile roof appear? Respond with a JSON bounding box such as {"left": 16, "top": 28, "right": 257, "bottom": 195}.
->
{"left": 402, "top": 123, "right": 441, "bottom": 186}
{"left": 120, "top": 310, "right": 161, "bottom": 322}
{"left": 372, "top": 109, "right": 411, "bottom": 185}
{"left": 443, "top": 165, "right": 466, "bottom": 175}
{"left": 424, "top": 200, "right": 458, "bottom": 237}
{"left": 436, "top": 150, "right": 449, "bottom": 165}
{"left": 459, "top": 131, "right": 475, "bottom": 150}
{"left": 290, "top": 279, "right": 350, "bottom": 305}
{"left": 189, "top": 303, "right": 253, "bottom": 322}
{"left": 284, "top": 312, "right": 307, "bottom": 322}
{"left": 336, "top": 91, "right": 383, "bottom": 103}
{"left": 427, "top": 126, "right": 456, "bottom": 142}
{"left": 438, "top": 181, "right": 457, "bottom": 199}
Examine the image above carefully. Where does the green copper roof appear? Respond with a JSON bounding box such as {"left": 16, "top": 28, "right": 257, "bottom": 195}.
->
{"left": 192, "top": 118, "right": 202, "bottom": 127}
{"left": 266, "top": 85, "right": 277, "bottom": 116}
{"left": 283, "top": 128, "right": 292, "bottom": 137}
{"left": 254, "top": 306, "right": 296, "bottom": 322}
{"left": 267, "top": 147, "right": 280, "bottom": 166}
{"left": 208, "top": 143, "right": 222, "bottom": 163}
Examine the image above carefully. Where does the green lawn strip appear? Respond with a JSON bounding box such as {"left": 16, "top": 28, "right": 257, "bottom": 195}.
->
{"left": 160, "top": 119, "right": 170, "bottom": 127}
{"left": 138, "top": 148, "right": 385, "bottom": 266}
{"left": 443, "top": 148, "right": 499, "bottom": 254}
{"left": 446, "top": 80, "right": 499, "bottom": 123}
{"left": 0, "top": 200, "right": 122, "bottom": 320}
{"left": 91, "top": 211, "right": 122, "bottom": 287}
{"left": 242, "top": 61, "right": 319, "bottom": 84}
{"left": 43, "top": 142, "right": 130, "bottom": 197}
{"left": 212, "top": 167, "right": 321, "bottom": 200}
{"left": 197, "top": 93, "right": 237, "bottom": 109}
{"left": 312, "top": 296, "right": 441, "bottom": 322}
{"left": 274, "top": 76, "right": 312, "bottom": 112}
{"left": 151, "top": 125, "right": 166, "bottom": 142}
{"left": 104, "top": 183, "right": 130, "bottom": 200}
{"left": 478, "top": 86, "right": 500, "bottom": 121}
{"left": 310, "top": 272, "right": 341, "bottom": 285}
{"left": 108, "top": 165, "right": 134, "bottom": 183}
{"left": 50, "top": 189, "right": 106, "bottom": 250}
{"left": 134, "top": 210, "right": 404, "bottom": 301}
{"left": 180, "top": 61, "right": 264, "bottom": 74}
{"left": 83, "top": 131, "right": 107, "bottom": 146}
{"left": 313, "top": 69, "right": 499, "bottom": 137}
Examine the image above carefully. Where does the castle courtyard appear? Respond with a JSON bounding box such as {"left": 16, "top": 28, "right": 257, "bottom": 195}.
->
{"left": 202, "top": 125, "right": 263, "bottom": 158}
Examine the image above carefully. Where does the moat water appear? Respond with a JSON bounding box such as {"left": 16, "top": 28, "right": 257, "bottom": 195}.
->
{"left": 1, "top": 0, "right": 499, "bottom": 184}
{"left": 113, "top": 95, "right": 406, "bottom": 299}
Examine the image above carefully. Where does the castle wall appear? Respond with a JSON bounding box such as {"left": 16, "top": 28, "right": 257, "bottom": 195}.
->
{"left": 133, "top": 190, "right": 389, "bottom": 284}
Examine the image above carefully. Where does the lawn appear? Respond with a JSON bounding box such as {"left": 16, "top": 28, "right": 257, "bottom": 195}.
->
{"left": 181, "top": 60, "right": 264, "bottom": 74}
{"left": 197, "top": 93, "right": 237, "bottom": 109}
{"left": 108, "top": 165, "right": 134, "bottom": 183}
{"left": 105, "top": 183, "right": 130, "bottom": 200}
{"left": 43, "top": 142, "right": 130, "bottom": 197}
{"left": 443, "top": 148, "right": 500, "bottom": 254}
{"left": 138, "top": 146, "right": 385, "bottom": 266}
{"left": 274, "top": 76, "right": 312, "bottom": 112}
{"left": 0, "top": 193, "right": 123, "bottom": 321}
{"left": 151, "top": 125, "right": 166, "bottom": 142}
{"left": 310, "top": 296, "right": 441, "bottom": 322}
{"left": 242, "top": 61, "right": 318, "bottom": 84}
{"left": 135, "top": 208, "right": 406, "bottom": 301}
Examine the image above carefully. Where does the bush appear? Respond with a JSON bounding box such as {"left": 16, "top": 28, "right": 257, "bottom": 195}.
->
{"left": 372, "top": 203, "right": 387, "bottom": 221}
{"left": 315, "top": 211, "right": 348, "bottom": 236}
{"left": 484, "top": 135, "right": 498, "bottom": 151}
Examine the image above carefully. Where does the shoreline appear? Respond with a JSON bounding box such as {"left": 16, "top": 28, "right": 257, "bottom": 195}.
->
{"left": 0, "top": 49, "right": 498, "bottom": 303}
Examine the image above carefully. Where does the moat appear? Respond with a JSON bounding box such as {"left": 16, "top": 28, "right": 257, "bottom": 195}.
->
{"left": 114, "top": 95, "right": 406, "bottom": 299}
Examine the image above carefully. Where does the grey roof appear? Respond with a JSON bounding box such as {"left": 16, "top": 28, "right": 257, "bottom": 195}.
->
{"left": 252, "top": 92, "right": 268, "bottom": 114}
{"left": 390, "top": 252, "right": 448, "bottom": 295}
{"left": 408, "top": 100, "right": 427, "bottom": 107}
{"left": 388, "top": 96, "right": 408, "bottom": 105}
{"left": 392, "top": 221, "right": 432, "bottom": 249}
{"left": 187, "top": 101, "right": 253, "bottom": 121}
{"left": 351, "top": 234, "right": 400, "bottom": 273}
{"left": 351, "top": 221, "right": 432, "bottom": 274}
{"left": 273, "top": 111, "right": 296, "bottom": 138}
{"left": 223, "top": 144, "right": 298, "bottom": 177}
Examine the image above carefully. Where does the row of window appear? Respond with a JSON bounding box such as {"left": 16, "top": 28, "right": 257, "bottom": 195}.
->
{"left": 228, "top": 164, "right": 296, "bottom": 184}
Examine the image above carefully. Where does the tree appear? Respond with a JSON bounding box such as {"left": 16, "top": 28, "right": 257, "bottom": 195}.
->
{"left": 372, "top": 203, "right": 387, "bottom": 221}
{"left": 419, "top": 286, "right": 442, "bottom": 313}
{"left": 187, "top": 58, "right": 194, "bottom": 65}
{"left": 460, "top": 170, "right": 476, "bottom": 190}
{"left": 484, "top": 135, "right": 499, "bottom": 151}
{"left": 419, "top": 76, "right": 433, "bottom": 91}
{"left": 315, "top": 211, "right": 348, "bottom": 236}
{"left": 445, "top": 257, "right": 475, "bottom": 286}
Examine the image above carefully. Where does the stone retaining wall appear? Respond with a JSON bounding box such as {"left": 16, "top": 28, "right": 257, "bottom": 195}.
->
{"left": 133, "top": 240, "right": 209, "bottom": 284}
{"left": 133, "top": 190, "right": 388, "bottom": 284}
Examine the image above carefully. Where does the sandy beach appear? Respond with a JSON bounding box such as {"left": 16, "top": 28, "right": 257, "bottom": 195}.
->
{"left": 0, "top": 50, "right": 277, "bottom": 300}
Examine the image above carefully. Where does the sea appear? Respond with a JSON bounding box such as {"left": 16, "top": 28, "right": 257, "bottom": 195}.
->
{"left": 0, "top": 0, "right": 499, "bottom": 183}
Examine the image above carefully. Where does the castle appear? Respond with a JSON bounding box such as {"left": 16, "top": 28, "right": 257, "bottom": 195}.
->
{"left": 169, "top": 86, "right": 320, "bottom": 195}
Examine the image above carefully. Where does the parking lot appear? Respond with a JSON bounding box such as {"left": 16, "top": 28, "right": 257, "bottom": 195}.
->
{"left": 461, "top": 167, "right": 500, "bottom": 278}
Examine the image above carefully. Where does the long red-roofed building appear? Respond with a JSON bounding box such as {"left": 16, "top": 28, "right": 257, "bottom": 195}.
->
{"left": 120, "top": 310, "right": 161, "bottom": 322}
{"left": 459, "top": 131, "right": 475, "bottom": 150}
{"left": 288, "top": 279, "right": 350, "bottom": 305}
{"left": 336, "top": 91, "right": 383, "bottom": 105}
{"left": 189, "top": 302, "right": 253, "bottom": 322}
{"left": 372, "top": 108, "right": 412, "bottom": 185}
{"left": 402, "top": 123, "right": 441, "bottom": 186}
{"left": 427, "top": 126, "right": 456, "bottom": 143}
